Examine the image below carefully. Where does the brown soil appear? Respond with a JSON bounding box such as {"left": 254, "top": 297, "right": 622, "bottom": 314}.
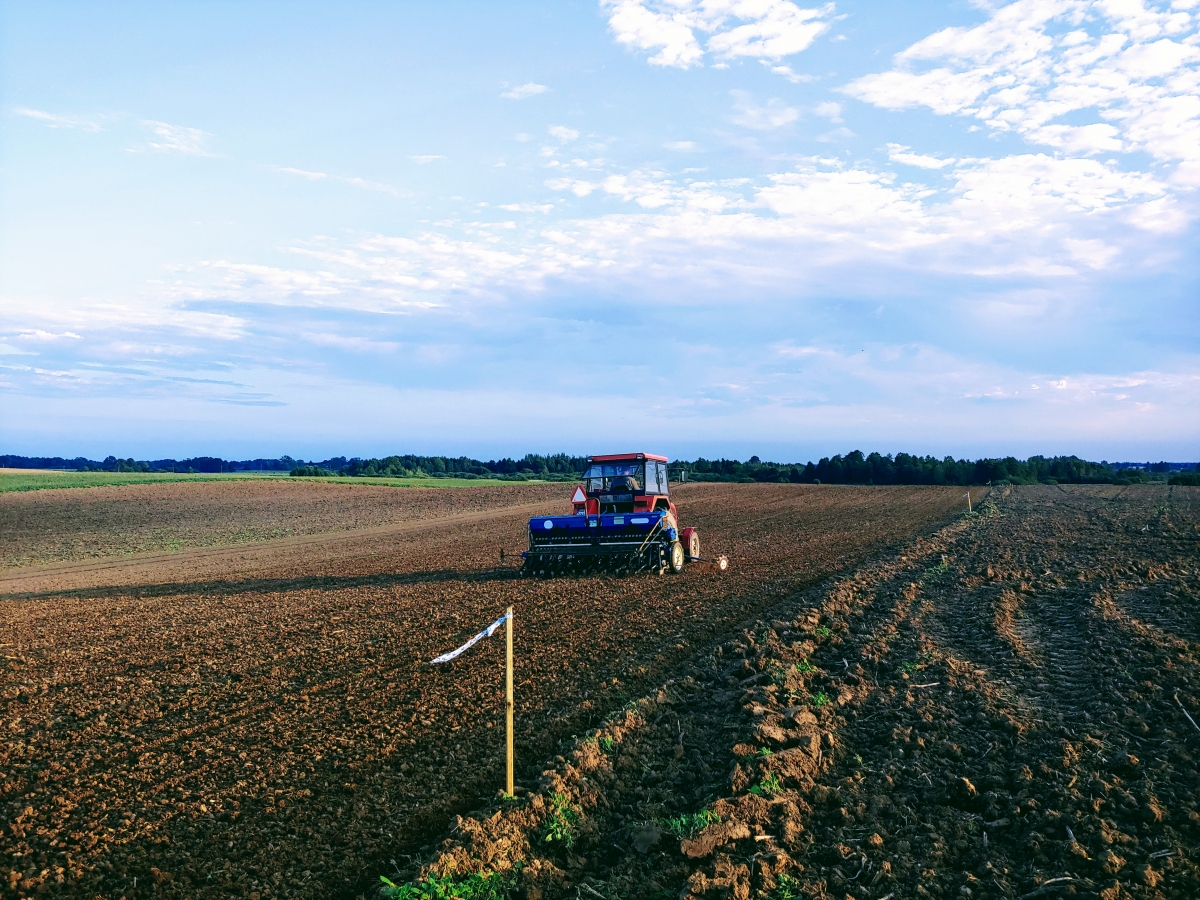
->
{"left": 0, "top": 481, "right": 569, "bottom": 570}
{"left": 0, "top": 482, "right": 967, "bottom": 899}
{"left": 401, "top": 485, "right": 1199, "bottom": 900}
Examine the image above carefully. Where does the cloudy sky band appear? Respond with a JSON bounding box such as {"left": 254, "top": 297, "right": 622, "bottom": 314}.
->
{"left": 1, "top": 0, "right": 1196, "bottom": 459}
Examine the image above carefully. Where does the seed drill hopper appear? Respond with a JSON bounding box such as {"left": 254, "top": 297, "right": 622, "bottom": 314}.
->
{"left": 521, "top": 452, "right": 727, "bottom": 577}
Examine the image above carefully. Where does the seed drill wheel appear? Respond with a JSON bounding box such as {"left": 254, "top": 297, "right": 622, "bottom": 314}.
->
{"left": 668, "top": 540, "right": 685, "bottom": 574}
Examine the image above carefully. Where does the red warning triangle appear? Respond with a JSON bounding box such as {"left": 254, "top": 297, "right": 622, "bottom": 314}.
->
{"left": 571, "top": 486, "right": 586, "bottom": 504}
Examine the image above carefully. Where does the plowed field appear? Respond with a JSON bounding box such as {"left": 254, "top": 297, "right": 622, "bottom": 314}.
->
{"left": 0, "top": 480, "right": 568, "bottom": 569}
{"left": 392, "top": 485, "right": 1200, "bottom": 900}
{"left": 0, "top": 481, "right": 967, "bottom": 899}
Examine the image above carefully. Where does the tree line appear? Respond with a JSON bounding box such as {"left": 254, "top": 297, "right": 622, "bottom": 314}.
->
{"left": 329, "top": 453, "right": 586, "bottom": 480}
{"left": 0, "top": 455, "right": 297, "bottom": 474}
{"left": 683, "top": 452, "right": 1192, "bottom": 485}
{"left": 1, "top": 451, "right": 1194, "bottom": 485}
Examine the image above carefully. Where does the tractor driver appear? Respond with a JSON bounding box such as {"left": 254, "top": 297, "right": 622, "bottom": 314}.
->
{"left": 609, "top": 473, "right": 640, "bottom": 491}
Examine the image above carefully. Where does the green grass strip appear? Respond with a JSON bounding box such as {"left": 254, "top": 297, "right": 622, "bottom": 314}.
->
{"left": 0, "top": 471, "right": 537, "bottom": 493}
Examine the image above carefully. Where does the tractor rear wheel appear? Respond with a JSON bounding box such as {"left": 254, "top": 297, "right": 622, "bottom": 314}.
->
{"left": 668, "top": 540, "right": 685, "bottom": 574}
{"left": 687, "top": 530, "right": 700, "bottom": 560}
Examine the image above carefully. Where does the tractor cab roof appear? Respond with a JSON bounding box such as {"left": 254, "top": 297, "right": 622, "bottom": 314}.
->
{"left": 587, "top": 452, "right": 669, "bottom": 463}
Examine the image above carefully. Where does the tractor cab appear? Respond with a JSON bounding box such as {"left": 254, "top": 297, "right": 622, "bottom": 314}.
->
{"left": 574, "top": 453, "right": 675, "bottom": 517}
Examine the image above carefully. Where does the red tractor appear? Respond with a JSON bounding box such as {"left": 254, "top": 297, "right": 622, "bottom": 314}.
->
{"left": 521, "top": 452, "right": 726, "bottom": 576}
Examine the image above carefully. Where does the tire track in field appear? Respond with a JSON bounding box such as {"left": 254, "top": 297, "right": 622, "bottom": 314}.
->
{"left": 698, "top": 485, "right": 1200, "bottom": 900}
{"left": 1115, "top": 582, "right": 1200, "bottom": 645}
{"left": 923, "top": 488, "right": 1140, "bottom": 733}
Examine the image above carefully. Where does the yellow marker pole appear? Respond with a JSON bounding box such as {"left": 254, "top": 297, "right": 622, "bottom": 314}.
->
{"left": 965, "top": 491, "right": 972, "bottom": 513}
{"left": 505, "top": 605, "right": 514, "bottom": 797}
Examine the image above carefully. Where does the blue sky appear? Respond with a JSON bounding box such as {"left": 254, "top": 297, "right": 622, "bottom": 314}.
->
{"left": 2, "top": 0, "right": 1197, "bottom": 462}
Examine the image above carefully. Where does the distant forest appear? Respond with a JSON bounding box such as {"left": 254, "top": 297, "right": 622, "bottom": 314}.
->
{"left": 3, "top": 451, "right": 1196, "bottom": 486}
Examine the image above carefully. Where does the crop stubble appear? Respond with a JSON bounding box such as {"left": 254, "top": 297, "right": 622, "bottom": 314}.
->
{"left": 1, "top": 482, "right": 964, "bottom": 898}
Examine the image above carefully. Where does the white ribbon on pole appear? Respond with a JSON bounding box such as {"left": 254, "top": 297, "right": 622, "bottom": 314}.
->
{"left": 429, "top": 611, "right": 511, "bottom": 664}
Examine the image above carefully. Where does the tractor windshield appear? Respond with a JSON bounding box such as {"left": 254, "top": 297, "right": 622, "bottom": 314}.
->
{"left": 583, "top": 463, "right": 642, "bottom": 493}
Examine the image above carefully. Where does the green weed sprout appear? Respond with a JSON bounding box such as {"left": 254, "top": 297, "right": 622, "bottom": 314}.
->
{"left": 541, "top": 793, "right": 581, "bottom": 849}
{"left": 379, "top": 869, "right": 514, "bottom": 899}
{"left": 660, "top": 808, "right": 721, "bottom": 839}
{"left": 772, "top": 872, "right": 803, "bottom": 899}
{"left": 749, "top": 771, "right": 783, "bottom": 797}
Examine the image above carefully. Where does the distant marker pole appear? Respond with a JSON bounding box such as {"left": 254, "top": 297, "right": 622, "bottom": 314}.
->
{"left": 505, "top": 605, "right": 514, "bottom": 797}
{"left": 964, "top": 491, "right": 972, "bottom": 513}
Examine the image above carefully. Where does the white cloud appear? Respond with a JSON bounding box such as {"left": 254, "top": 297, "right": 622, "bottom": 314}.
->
{"left": 761, "top": 342, "right": 1200, "bottom": 435}
{"left": 199, "top": 262, "right": 352, "bottom": 303}
{"left": 887, "top": 143, "right": 955, "bottom": 169}
{"left": 188, "top": 231, "right": 550, "bottom": 312}
{"left": 731, "top": 90, "right": 800, "bottom": 129}
{"left": 706, "top": 0, "right": 833, "bottom": 59}
{"left": 17, "top": 329, "right": 82, "bottom": 341}
{"left": 498, "top": 203, "right": 556, "bottom": 213}
{"left": 276, "top": 166, "right": 403, "bottom": 194}
{"left": 816, "top": 125, "right": 854, "bottom": 142}
{"left": 7, "top": 4, "right": 1196, "bottom": 454}
{"left": 337, "top": 176, "right": 403, "bottom": 195}
{"left": 411, "top": 154, "right": 444, "bottom": 163}
{"left": 755, "top": 166, "right": 933, "bottom": 240}
{"left": 604, "top": 0, "right": 705, "bottom": 67}
{"left": 950, "top": 155, "right": 1164, "bottom": 218}
{"left": 301, "top": 332, "right": 399, "bottom": 353}
{"left": 844, "top": 0, "right": 1200, "bottom": 177}
{"left": 546, "top": 177, "right": 598, "bottom": 197}
{"left": 1124, "top": 195, "right": 1189, "bottom": 232}
{"left": 39, "top": 136, "right": 1184, "bottom": 455}
{"left": 601, "top": 171, "right": 677, "bottom": 207}
{"left": 13, "top": 107, "right": 102, "bottom": 131}
{"left": 602, "top": 0, "right": 834, "bottom": 69}
{"left": 143, "top": 120, "right": 213, "bottom": 155}
{"left": 277, "top": 166, "right": 328, "bottom": 180}
{"left": 763, "top": 62, "right": 813, "bottom": 82}
{"left": 186, "top": 148, "right": 1181, "bottom": 322}
{"left": 2, "top": 294, "right": 246, "bottom": 342}
{"left": 814, "top": 101, "right": 842, "bottom": 122}
{"left": 501, "top": 83, "right": 549, "bottom": 99}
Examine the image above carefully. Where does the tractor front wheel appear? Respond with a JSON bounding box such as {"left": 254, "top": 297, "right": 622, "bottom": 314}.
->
{"left": 668, "top": 540, "right": 685, "bottom": 574}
